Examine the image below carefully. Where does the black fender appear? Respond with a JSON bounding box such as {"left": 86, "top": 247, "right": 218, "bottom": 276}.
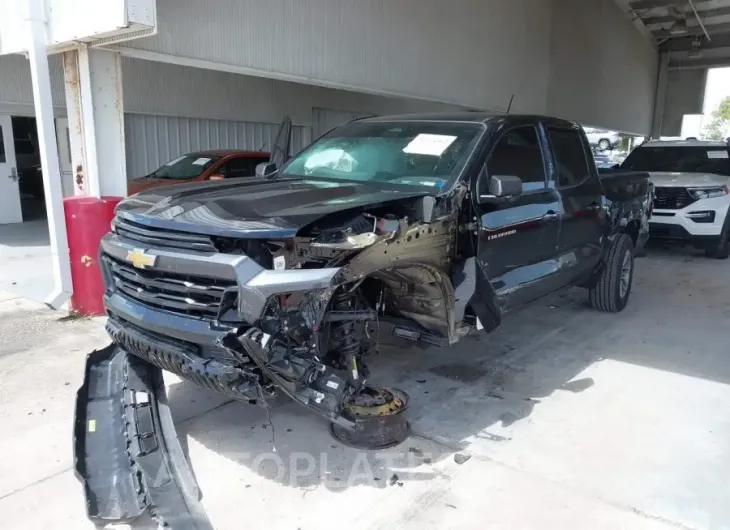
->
{"left": 453, "top": 257, "right": 501, "bottom": 333}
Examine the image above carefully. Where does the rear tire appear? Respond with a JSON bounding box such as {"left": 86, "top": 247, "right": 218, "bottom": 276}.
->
{"left": 589, "top": 234, "right": 634, "bottom": 313}
{"left": 598, "top": 139, "right": 611, "bottom": 151}
{"left": 704, "top": 227, "right": 729, "bottom": 259}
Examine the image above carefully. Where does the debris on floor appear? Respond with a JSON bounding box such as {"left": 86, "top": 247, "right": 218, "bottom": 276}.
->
{"left": 454, "top": 453, "right": 472, "bottom": 465}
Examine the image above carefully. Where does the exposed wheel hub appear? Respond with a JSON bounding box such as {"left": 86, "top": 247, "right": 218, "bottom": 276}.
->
{"left": 331, "top": 387, "right": 409, "bottom": 449}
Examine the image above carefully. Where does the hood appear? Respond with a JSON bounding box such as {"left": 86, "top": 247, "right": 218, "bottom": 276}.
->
{"left": 127, "top": 176, "right": 180, "bottom": 195}
{"left": 649, "top": 172, "right": 730, "bottom": 188}
{"left": 117, "top": 177, "right": 434, "bottom": 238}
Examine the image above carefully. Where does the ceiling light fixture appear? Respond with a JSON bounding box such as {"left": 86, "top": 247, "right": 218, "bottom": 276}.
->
{"left": 687, "top": 47, "right": 703, "bottom": 59}
{"left": 688, "top": 37, "right": 703, "bottom": 59}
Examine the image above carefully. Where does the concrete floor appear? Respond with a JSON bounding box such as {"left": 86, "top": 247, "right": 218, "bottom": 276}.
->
{"left": 1, "top": 245, "right": 729, "bottom": 530}
{"left": 0, "top": 220, "right": 53, "bottom": 303}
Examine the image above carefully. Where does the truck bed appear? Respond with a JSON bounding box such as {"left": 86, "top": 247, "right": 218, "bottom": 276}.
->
{"left": 597, "top": 169, "right": 651, "bottom": 203}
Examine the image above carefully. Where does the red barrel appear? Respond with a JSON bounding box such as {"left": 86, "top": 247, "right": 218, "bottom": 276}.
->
{"left": 64, "top": 196, "right": 123, "bottom": 316}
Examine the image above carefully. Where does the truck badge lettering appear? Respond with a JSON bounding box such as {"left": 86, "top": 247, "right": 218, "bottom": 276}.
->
{"left": 487, "top": 229, "right": 517, "bottom": 241}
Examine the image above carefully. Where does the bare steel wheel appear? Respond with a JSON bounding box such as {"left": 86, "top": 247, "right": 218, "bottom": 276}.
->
{"left": 330, "top": 387, "right": 409, "bottom": 449}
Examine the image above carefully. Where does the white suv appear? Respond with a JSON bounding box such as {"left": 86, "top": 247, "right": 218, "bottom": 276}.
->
{"left": 584, "top": 128, "right": 622, "bottom": 151}
{"left": 621, "top": 139, "right": 730, "bottom": 258}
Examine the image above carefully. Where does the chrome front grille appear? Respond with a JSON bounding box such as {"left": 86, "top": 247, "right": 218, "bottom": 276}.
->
{"left": 114, "top": 217, "right": 218, "bottom": 252}
{"left": 653, "top": 187, "right": 696, "bottom": 210}
{"left": 103, "top": 255, "right": 237, "bottom": 319}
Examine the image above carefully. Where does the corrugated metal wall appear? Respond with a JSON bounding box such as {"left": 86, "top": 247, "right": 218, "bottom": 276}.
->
{"left": 0, "top": 54, "right": 66, "bottom": 116}
{"left": 123, "top": 114, "right": 311, "bottom": 178}
{"left": 124, "top": 0, "right": 554, "bottom": 114}
{"left": 311, "top": 107, "right": 376, "bottom": 138}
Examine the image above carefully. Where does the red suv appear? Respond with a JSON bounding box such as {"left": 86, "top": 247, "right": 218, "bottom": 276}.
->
{"left": 127, "top": 149, "right": 271, "bottom": 195}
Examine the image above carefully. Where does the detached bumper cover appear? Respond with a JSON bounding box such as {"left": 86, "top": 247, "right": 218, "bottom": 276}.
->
{"left": 73, "top": 344, "right": 213, "bottom": 529}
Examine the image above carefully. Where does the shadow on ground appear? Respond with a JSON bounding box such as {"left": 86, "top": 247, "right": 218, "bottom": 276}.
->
{"left": 165, "top": 245, "right": 730, "bottom": 498}
{"left": 0, "top": 219, "right": 50, "bottom": 247}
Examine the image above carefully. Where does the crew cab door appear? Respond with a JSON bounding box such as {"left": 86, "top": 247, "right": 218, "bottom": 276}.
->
{"left": 474, "top": 124, "right": 562, "bottom": 311}
{"left": 543, "top": 125, "right": 604, "bottom": 280}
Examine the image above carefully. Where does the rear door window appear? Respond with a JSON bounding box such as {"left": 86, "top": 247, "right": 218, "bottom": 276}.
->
{"left": 547, "top": 129, "right": 592, "bottom": 187}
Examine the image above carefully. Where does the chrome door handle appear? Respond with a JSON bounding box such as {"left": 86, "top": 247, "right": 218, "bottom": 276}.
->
{"left": 8, "top": 167, "right": 18, "bottom": 182}
{"left": 543, "top": 210, "right": 560, "bottom": 221}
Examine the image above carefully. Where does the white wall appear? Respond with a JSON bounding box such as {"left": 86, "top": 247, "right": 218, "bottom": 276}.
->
{"left": 546, "top": 0, "right": 658, "bottom": 135}
{"left": 120, "top": 57, "right": 461, "bottom": 126}
{"left": 0, "top": 0, "right": 660, "bottom": 138}
{"left": 122, "top": 0, "right": 554, "bottom": 114}
{"left": 0, "top": 54, "right": 461, "bottom": 178}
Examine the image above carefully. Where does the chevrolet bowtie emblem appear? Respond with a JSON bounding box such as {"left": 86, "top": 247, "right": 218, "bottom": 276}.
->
{"left": 126, "top": 248, "right": 157, "bottom": 269}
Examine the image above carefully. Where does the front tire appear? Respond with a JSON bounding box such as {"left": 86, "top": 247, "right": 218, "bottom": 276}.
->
{"left": 589, "top": 234, "right": 634, "bottom": 312}
{"left": 598, "top": 139, "right": 611, "bottom": 151}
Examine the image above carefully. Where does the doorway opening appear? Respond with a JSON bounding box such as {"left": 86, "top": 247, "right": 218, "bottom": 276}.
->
{"left": 13, "top": 116, "right": 46, "bottom": 221}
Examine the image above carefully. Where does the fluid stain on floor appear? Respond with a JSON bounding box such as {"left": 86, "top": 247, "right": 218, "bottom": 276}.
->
{"left": 429, "top": 362, "right": 489, "bottom": 383}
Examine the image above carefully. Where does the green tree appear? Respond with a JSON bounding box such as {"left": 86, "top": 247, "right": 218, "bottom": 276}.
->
{"left": 704, "top": 96, "right": 730, "bottom": 141}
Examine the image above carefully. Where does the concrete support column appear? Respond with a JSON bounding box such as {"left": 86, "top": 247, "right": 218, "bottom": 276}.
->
{"left": 650, "top": 51, "right": 670, "bottom": 139}
{"left": 62, "top": 46, "right": 127, "bottom": 198}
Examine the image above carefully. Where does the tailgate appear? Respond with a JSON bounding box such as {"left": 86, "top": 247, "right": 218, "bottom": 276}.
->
{"left": 598, "top": 170, "right": 651, "bottom": 202}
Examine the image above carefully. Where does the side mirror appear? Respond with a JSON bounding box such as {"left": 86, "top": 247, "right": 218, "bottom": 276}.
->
{"left": 478, "top": 174, "right": 522, "bottom": 204}
{"left": 209, "top": 174, "right": 225, "bottom": 181}
{"left": 256, "top": 162, "right": 278, "bottom": 178}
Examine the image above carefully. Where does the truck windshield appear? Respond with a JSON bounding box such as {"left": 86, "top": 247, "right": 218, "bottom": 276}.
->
{"left": 150, "top": 154, "right": 221, "bottom": 179}
{"left": 621, "top": 146, "right": 730, "bottom": 176}
{"left": 280, "top": 121, "right": 483, "bottom": 189}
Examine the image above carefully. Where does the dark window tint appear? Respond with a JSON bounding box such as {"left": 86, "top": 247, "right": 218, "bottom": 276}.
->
{"left": 621, "top": 146, "right": 730, "bottom": 176}
{"left": 487, "top": 126, "right": 546, "bottom": 191}
{"left": 0, "top": 126, "right": 5, "bottom": 163}
{"left": 218, "top": 156, "right": 269, "bottom": 178}
{"left": 548, "top": 129, "right": 591, "bottom": 187}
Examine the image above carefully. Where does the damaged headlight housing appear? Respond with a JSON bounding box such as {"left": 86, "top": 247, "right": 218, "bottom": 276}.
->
{"left": 688, "top": 186, "right": 729, "bottom": 200}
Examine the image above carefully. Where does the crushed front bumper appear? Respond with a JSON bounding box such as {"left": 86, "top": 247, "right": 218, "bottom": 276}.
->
{"left": 73, "top": 344, "right": 213, "bottom": 529}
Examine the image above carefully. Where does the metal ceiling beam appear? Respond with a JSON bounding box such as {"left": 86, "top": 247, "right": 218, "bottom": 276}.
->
{"left": 663, "top": 31, "right": 730, "bottom": 49}
{"left": 630, "top": 0, "right": 687, "bottom": 9}
{"left": 654, "top": 20, "right": 730, "bottom": 37}
{"left": 670, "top": 56, "right": 730, "bottom": 68}
{"left": 643, "top": 6, "right": 730, "bottom": 25}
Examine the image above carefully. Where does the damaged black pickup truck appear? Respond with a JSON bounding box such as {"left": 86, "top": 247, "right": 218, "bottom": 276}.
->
{"left": 74, "top": 113, "right": 651, "bottom": 527}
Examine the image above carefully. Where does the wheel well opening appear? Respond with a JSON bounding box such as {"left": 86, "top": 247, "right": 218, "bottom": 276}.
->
{"left": 623, "top": 220, "right": 640, "bottom": 246}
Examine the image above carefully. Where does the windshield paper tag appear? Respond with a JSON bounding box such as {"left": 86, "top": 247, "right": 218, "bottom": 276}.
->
{"left": 166, "top": 156, "right": 185, "bottom": 166}
{"left": 274, "top": 255, "right": 286, "bottom": 270}
{"left": 403, "top": 134, "right": 457, "bottom": 156}
{"left": 192, "top": 157, "right": 212, "bottom": 165}
{"left": 707, "top": 150, "right": 729, "bottom": 159}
